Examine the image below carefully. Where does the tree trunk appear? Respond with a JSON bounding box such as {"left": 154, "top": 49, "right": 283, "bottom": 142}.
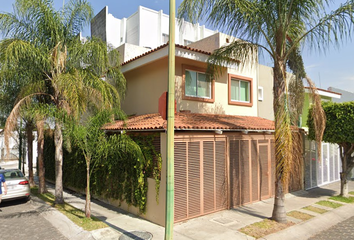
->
{"left": 272, "top": 177, "right": 287, "bottom": 223}
{"left": 271, "top": 58, "right": 289, "bottom": 223}
{"left": 340, "top": 151, "right": 349, "bottom": 197}
{"left": 54, "top": 122, "right": 64, "bottom": 204}
{"left": 26, "top": 122, "right": 35, "bottom": 187}
{"left": 340, "top": 172, "right": 349, "bottom": 197}
{"left": 85, "top": 161, "right": 91, "bottom": 218}
{"left": 36, "top": 119, "right": 47, "bottom": 194}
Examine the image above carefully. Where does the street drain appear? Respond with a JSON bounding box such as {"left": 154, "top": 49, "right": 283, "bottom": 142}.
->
{"left": 119, "top": 231, "right": 153, "bottom": 240}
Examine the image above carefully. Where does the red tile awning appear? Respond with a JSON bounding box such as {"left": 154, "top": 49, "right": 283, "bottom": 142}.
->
{"left": 103, "top": 112, "right": 275, "bottom": 132}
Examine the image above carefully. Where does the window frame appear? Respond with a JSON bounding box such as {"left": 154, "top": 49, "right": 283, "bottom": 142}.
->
{"left": 182, "top": 65, "right": 215, "bottom": 103}
{"left": 228, "top": 74, "right": 253, "bottom": 107}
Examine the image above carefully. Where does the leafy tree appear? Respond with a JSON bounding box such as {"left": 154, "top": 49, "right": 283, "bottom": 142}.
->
{"left": 0, "top": 0, "right": 125, "bottom": 203}
{"left": 178, "top": 0, "right": 354, "bottom": 222}
{"left": 308, "top": 101, "right": 354, "bottom": 197}
{"left": 67, "top": 109, "right": 118, "bottom": 218}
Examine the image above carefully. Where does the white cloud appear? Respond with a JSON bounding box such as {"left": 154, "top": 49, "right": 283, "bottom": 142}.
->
{"left": 344, "top": 76, "right": 354, "bottom": 81}
{"left": 305, "top": 64, "right": 321, "bottom": 70}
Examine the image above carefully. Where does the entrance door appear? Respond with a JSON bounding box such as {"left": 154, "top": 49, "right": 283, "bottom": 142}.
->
{"left": 229, "top": 138, "right": 274, "bottom": 207}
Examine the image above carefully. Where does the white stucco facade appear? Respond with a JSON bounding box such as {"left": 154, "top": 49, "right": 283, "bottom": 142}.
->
{"left": 91, "top": 6, "right": 218, "bottom": 51}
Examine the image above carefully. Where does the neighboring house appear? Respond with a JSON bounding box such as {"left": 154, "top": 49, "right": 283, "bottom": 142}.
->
{"left": 93, "top": 6, "right": 302, "bottom": 226}
{"left": 328, "top": 87, "right": 354, "bottom": 103}
{"left": 302, "top": 87, "right": 342, "bottom": 190}
{"left": 0, "top": 130, "right": 38, "bottom": 172}
{"left": 91, "top": 6, "right": 218, "bottom": 50}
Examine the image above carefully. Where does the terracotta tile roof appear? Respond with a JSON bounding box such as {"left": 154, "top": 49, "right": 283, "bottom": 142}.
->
{"left": 104, "top": 112, "right": 275, "bottom": 131}
{"left": 121, "top": 43, "right": 212, "bottom": 66}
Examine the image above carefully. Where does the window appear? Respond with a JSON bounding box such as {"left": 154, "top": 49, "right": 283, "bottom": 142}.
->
{"left": 162, "top": 33, "right": 169, "bottom": 44}
{"left": 183, "top": 65, "right": 214, "bottom": 102}
{"left": 258, "top": 86, "right": 264, "bottom": 101}
{"left": 184, "top": 39, "right": 193, "bottom": 45}
{"left": 231, "top": 79, "right": 250, "bottom": 102}
{"left": 228, "top": 74, "right": 253, "bottom": 107}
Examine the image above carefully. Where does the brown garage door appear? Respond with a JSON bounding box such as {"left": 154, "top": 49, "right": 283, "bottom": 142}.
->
{"left": 230, "top": 138, "right": 274, "bottom": 207}
{"left": 174, "top": 139, "right": 227, "bottom": 222}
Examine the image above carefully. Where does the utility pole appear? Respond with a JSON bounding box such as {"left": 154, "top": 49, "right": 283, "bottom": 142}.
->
{"left": 165, "top": 0, "right": 175, "bottom": 239}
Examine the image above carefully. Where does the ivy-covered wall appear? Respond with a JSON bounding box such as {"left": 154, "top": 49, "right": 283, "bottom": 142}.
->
{"left": 43, "top": 130, "right": 161, "bottom": 213}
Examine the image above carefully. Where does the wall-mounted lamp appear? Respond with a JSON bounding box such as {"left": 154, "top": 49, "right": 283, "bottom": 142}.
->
{"left": 215, "top": 130, "right": 223, "bottom": 135}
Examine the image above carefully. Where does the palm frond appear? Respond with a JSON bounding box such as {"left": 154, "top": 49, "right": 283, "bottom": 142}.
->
{"left": 4, "top": 93, "right": 52, "bottom": 155}
{"left": 304, "top": 76, "right": 326, "bottom": 158}
{"left": 206, "top": 39, "right": 258, "bottom": 77}
{"left": 294, "top": 1, "right": 354, "bottom": 54}
{"left": 274, "top": 91, "right": 293, "bottom": 187}
{"left": 63, "top": 0, "right": 93, "bottom": 36}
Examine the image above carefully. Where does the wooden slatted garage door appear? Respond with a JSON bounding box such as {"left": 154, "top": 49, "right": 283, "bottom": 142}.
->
{"left": 174, "top": 139, "right": 227, "bottom": 222}
{"left": 230, "top": 137, "right": 274, "bottom": 208}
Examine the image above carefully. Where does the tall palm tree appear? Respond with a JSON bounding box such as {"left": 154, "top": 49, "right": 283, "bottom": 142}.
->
{"left": 178, "top": 0, "right": 354, "bottom": 223}
{"left": 0, "top": 42, "right": 38, "bottom": 186}
{"left": 0, "top": 0, "right": 126, "bottom": 203}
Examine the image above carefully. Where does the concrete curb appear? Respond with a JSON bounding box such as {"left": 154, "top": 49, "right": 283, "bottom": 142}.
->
{"left": 31, "top": 195, "right": 95, "bottom": 240}
{"left": 260, "top": 203, "right": 354, "bottom": 240}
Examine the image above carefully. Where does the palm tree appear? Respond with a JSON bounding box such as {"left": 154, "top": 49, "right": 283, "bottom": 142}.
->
{"left": 178, "top": 0, "right": 354, "bottom": 223}
{"left": 0, "top": 0, "right": 126, "bottom": 203}
{"left": 0, "top": 45, "right": 37, "bottom": 186}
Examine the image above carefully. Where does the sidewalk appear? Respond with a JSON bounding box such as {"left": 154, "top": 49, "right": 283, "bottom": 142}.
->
{"left": 40, "top": 180, "right": 354, "bottom": 240}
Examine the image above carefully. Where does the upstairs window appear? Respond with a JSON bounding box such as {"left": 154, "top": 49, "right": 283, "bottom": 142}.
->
{"left": 183, "top": 65, "right": 214, "bottom": 103}
{"left": 231, "top": 79, "right": 250, "bottom": 102}
{"left": 185, "top": 70, "right": 211, "bottom": 98}
{"left": 228, "top": 74, "right": 253, "bottom": 107}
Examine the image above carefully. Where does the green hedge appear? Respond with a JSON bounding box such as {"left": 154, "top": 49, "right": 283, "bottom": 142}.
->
{"left": 43, "top": 131, "right": 86, "bottom": 190}
{"left": 43, "top": 130, "right": 161, "bottom": 213}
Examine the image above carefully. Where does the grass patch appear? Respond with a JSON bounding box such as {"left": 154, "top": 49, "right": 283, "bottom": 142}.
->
{"left": 239, "top": 219, "right": 295, "bottom": 239}
{"left": 302, "top": 205, "right": 328, "bottom": 214}
{"left": 349, "top": 191, "right": 354, "bottom": 195}
{"left": 287, "top": 211, "right": 314, "bottom": 221}
{"left": 329, "top": 195, "right": 354, "bottom": 203}
{"left": 31, "top": 187, "right": 107, "bottom": 231}
{"left": 316, "top": 200, "right": 343, "bottom": 209}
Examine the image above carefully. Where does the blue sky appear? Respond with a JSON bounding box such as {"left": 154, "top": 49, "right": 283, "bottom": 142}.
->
{"left": 1, "top": 0, "right": 353, "bottom": 93}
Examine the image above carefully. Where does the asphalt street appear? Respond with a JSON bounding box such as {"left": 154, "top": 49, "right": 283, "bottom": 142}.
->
{"left": 0, "top": 197, "right": 67, "bottom": 240}
{"left": 309, "top": 215, "right": 354, "bottom": 240}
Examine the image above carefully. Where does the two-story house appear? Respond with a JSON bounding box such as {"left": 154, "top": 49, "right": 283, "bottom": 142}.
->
{"left": 93, "top": 6, "right": 304, "bottom": 226}
{"left": 104, "top": 34, "right": 280, "bottom": 225}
